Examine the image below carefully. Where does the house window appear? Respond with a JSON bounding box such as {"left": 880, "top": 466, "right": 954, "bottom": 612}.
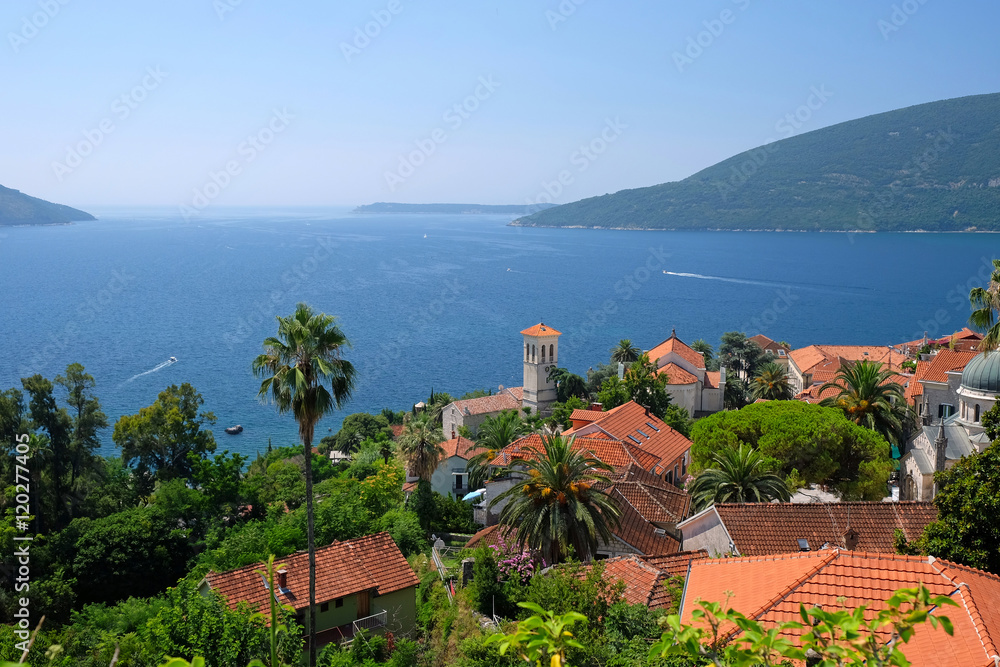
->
{"left": 682, "top": 459, "right": 687, "bottom": 476}
{"left": 454, "top": 473, "right": 464, "bottom": 491}
{"left": 335, "top": 597, "right": 344, "bottom": 608}
{"left": 666, "top": 470, "right": 673, "bottom": 484}
{"left": 939, "top": 403, "right": 954, "bottom": 418}
{"left": 673, "top": 465, "right": 679, "bottom": 483}
{"left": 320, "top": 602, "right": 329, "bottom": 612}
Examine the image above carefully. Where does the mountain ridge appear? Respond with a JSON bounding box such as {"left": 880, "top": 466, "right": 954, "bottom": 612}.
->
{"left": 0, "top": 185, "right": 96, "bottom": 226}
{"left": 511, "top": 93, "right": 1000, "bottom": 232}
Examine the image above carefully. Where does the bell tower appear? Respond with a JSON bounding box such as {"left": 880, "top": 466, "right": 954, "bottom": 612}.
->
{"left": 521, "top": 322, "right": 561, "bottom": 415}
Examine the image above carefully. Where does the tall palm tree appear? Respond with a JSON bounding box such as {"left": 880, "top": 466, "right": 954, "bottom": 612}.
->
{"left": 398, "top": 412, "right": 444, "bottom": 482}
{"left": 970, "top": 258, "right": 1000, "bottom": 351}
{"left": 489, "top": 435, "right": 621, "bottom": 564}
{"left": 819, "top": 359, "right": 909, "bottom": 448}
{"left": 750, "top": 362, "right": 793, "bottom": 401}
{"left": 465, "top": 409, "right": 529, "bottom": 488}
{"left": 610, "top": 339, "right": 641, "bottom": 365}
{"left": 688, "top": 445, "right": 791, "bottom": 511}
{"left": 253, "top": 303, "right": 355, "bottom": 667}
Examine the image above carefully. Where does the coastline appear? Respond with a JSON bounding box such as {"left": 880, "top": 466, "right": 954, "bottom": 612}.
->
{"left": 506, "top": 222, "right": 1000, "bottom": 233}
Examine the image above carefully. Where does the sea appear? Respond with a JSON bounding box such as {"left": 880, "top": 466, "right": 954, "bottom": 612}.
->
{"left": 0, "top": 206, "right": 995, "bottom": 459}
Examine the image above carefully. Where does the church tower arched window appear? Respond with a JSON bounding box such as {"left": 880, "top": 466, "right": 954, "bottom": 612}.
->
{"left": 525, "top": 343, "right": 530, "bottom": 361}
{"left": 541, "top": 345, "right": 546, "bottom": 362}
{"left": 975, "top": 404, "right": 981, "bottom": 422}
{"left": 532, "top": 345, "right": 536, "bottom": 361}
{"left": 549, "top": 344, "right": 554, "bottom": 360}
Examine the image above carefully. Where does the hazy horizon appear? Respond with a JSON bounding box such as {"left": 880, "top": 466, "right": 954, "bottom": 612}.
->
{"left": 3, "top": 1, "right": 997, "bottom": 210}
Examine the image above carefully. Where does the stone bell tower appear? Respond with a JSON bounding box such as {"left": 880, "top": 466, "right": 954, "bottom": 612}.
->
{"left": 521, "top": 322, "right": 561, "bottom": 416}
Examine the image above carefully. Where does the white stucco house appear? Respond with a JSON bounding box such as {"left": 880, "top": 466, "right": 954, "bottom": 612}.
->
{"left": 646, "top": 330, "right": 723, "bottom": 417}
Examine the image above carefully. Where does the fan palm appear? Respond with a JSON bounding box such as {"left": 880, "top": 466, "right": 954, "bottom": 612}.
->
{"left": 253, "top": 303, "right": 355, "bottom": 667}
{"left": 750, "top": 362, "right": 793, "bottom": 401}
{"left": 610, "top": 339, "right": 641, "bottom": 364}
{"left": 398, "top": 413, "right": 445, "bottom": 482}
{"left": 970, "top": 258, "right": 1000, "bottom": 351}
{"left": 465, "top": 409, "right": 529, "bottom": 488}
{"left": 489, "top": 435, "right": 621, "bottom": 564}
{"left": 688, "top": 445, "right": 791, "bottom": 511}
{"left": 819, "top": 359, "right": 908, "bottom": 448}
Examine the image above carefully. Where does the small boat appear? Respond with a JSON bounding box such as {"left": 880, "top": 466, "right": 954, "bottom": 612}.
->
{"left": 225, "top": 425, "right": 243, "bottom": 435}
{"left": 423, "top": 234, "right": 427, "bottom": 238}
{"left": 169, "top": 356, "right": 177, "bottom": 362}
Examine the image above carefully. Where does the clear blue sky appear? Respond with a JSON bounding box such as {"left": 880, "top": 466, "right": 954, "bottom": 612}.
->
{"left": 2, "top": 0, "right": 997, "bottom": 208}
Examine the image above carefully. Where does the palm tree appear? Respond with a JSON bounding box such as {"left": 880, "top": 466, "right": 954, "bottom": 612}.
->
{"left": 466, "top": 409, "right": 529, "bottom": 488}
{"left": 750, "top": 362, "right": 793, "bottom": 401}
{"left": 610, "top": 339, "right": 641, "bottom": 364}
{"left": 489, "top": 435, "right": 621, "bottom": 564}
{"left": 253, "top": 303, "right": 355, "bottom": 667}
{"left": 724, "top": 375, "right": 749, "bottom": 410}
{"left": 398, "top": 412, "right": 444, "bottom": 482}
{"left": 970, "top": 258, "right": 1000, "bottom": 351}
{"left": 819, "top": 359, "right": 909, "bottom": 448}
{"left": 688, "top": 445, "right": 791, "bottom": 511}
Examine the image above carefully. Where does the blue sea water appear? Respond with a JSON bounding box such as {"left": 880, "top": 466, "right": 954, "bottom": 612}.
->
{"left": 0, "top": 207, "right": 995, "bottom": 459}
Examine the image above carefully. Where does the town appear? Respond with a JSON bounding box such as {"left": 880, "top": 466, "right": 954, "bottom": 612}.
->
{"left": 3, "top": 258, "right": 1000, "bottom": 667}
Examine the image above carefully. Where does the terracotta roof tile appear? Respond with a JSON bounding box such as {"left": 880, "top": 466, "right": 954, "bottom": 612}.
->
{"left": 611, "top": 494, "right": 681, "bottom": 556}
{"left": 569, "top": 409, "right": 605, "bottom": 423}
{"left": 906, "top": 360, "right": 930, "bottom": 404}
{"left": 642, "top": 550, "right": 710, "bottom": 578}
{"left": 520, "top": 323, "right": 562, "bottom": 337}
{"left": 647, "top": 333, "right": 706, "bottom": 370}
{"left": 603, "top": 465, "right": 691, "bottom": 524}
{"left": 920, "top": 349, "right": 980, "bottom": 383}
{"left": 206, "top": 532, "right": 418, "bottom": 614}
{"left": 682, "top": 550, "right": 1000, "bottom": 667}
{"left": 490, "top": 433, "right": 661, "bottom": 472}
{"left": 655, "top": 362, "right": 699, "bottom": 385}
{"left": 704, "top": 371, "right": 721, "bottom": 389}
{"left": 570, "top": 402, "right": 692, "bottom": 474}
{"left": 789, "top": 345, "right": 905, "bottom": 376}
{"left": 438, "top": 436, "right": 482, "bottom": 460}
{"left": 450, "top": 388, "right": 523, "bottom": 417}
{"left": 707, "top": 502, "right": 938, "bottom": 556}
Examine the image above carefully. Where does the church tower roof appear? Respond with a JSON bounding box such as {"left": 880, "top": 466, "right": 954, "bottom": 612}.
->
{"left": 520, "top": 322, "right": 562, "bottom": 337}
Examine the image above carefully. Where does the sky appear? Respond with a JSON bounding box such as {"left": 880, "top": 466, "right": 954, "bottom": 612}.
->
{"left": 2, "top": 0, "right": 998, "bottom": 208}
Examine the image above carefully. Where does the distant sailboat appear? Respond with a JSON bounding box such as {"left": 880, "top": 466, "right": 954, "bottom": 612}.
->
{"left": 169, "top": 356, "right": 177, "bottom": 362}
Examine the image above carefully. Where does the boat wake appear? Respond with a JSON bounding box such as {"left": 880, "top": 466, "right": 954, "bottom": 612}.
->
{"left": 661, "top": 271, "right": 872, "bottom": 295}
{"left": 121, "top": 358, "right": 176, "bottom": 385}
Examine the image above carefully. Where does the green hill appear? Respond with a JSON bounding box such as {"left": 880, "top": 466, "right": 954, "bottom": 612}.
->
{"left": 0, "top": 185, "right": 95, "bottom": 226}
{"left": 512, "top": 93, "right": 1000, "bottom": 232}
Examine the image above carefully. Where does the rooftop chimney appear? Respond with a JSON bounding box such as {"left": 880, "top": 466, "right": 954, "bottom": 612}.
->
{"left": 277, "top": 569, "right": 288, "bottom": 590}
{"left": 843, "top": 528, "right": 859, "bottom": 551}
{"left": 589, "top": 402, "right": 603, "bottom": 412}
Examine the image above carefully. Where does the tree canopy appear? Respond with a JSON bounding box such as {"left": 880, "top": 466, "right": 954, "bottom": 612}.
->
{"left": 691, "top": 401, "right": 893, "bottom": 500}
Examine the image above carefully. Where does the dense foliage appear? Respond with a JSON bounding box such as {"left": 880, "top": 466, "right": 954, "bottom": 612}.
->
{"left": 691, "top": 401, "right": 893, "bottom": 500}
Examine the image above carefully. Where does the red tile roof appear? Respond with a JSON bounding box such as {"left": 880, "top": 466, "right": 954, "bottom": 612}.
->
{"left": 789, "top": 345, "right": 904, "bottom": 377}
{"left": 706, "top": 502, "right": 937, "bottom": 556}
{"left": 681, "top": 550, "right": 1000, "bottom": 667}
{"left": 643, "top": 550, "right": 711, "bottom": 578}
{"left": 704, "top": 371, "right": 721, "bottom": 389}
{"left": 906, "top": 360, "right": 930, "bottom": 404}
{"left": 583, "top": 551, "right": 710, "bottom": 610}
{"left": 438, "top": 436, "right": 482, "bottom": 460}
{"left": 490, "top": 433, "right": 661, "bottom": 472}
{"left": 920, "top": 349, "right": 980, "bottom": 383}
{"left": 569, "top": 408, "right": 605, "bottom": 423}
{"left": 520, "top": 323, "right": 562, "bottom": 337}
{"left": 655, "top": 362, "right": 699, "bottom": 385}
{"left": 205, "top": 532, "right": 418, "bottom": 614}
{"left": 602, "top": 464, "right": 691, "bottom": 525}
{"left": 647, "top": 332, "right": 706, "bottom": 370}
{"left": 801, "top": 372, "right": 912, "bottom": 404}
{"left": 449, "top": 387, "right": 523, "bottom": 417}
{"left": 570, "top": 401, "right": 692, "bottom": 474}
{"left": 606, "top": 496, "right": 681, "bottom": 556}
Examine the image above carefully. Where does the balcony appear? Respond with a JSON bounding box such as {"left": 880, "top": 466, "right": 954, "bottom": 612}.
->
{"left": 352, "top": 610, "right": 387, "bottom": 635}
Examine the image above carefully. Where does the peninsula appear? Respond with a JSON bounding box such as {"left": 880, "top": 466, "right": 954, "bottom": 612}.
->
{"left": 0, "top": 184, "right": 95, "bottom": 226}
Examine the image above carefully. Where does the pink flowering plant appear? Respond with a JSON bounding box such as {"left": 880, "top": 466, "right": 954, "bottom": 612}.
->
{"left": 490, "top": 530, "right": 547, "bottom": 583}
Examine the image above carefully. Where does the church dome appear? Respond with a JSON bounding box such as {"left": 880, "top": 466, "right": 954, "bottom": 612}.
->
{"left": 960, "top": 352, "right": 1000, "bottom": 393}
